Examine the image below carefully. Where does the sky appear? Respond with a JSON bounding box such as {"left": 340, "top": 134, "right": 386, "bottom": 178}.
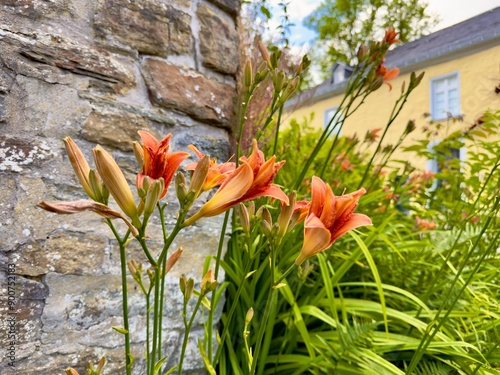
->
{"left": 266, "top": 0, "right": 500, "bottom": 46}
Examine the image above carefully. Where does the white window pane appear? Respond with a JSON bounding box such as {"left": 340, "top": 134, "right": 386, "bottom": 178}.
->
{"left": 434, "top": 80, "right": 445, "bottom": 92}
{"left": 432, "top": 73, "right": 459, "bottom": 120}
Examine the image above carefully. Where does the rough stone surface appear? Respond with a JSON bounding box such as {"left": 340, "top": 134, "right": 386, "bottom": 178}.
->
{"left": 142, "top": 58, "right": 235, "bottom": 127}
{"left": 197, "top": 4, "right": 239, "bottom": 75}
{"left": 207, "top": 0, "right": 241, "bottom": 16}
{"left": 0, "top": 0, "right": 240, "bottom": 373}
{"left": 95, "top": 0, "right": 193, "bottom": 56}
{"left": 82, "top": 107, "right": 154, "bottom": 151}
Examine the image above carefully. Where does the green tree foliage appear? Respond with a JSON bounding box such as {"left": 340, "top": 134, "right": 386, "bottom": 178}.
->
{"left": 304, "top": 0, "right": 439, "bottom": 74}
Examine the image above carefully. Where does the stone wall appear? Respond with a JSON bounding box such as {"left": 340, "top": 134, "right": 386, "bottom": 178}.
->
{"left": 0, "top": 0, "right": 241, "bottom": 373}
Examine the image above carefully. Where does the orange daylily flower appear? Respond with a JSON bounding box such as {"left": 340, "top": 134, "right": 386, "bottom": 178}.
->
{"left": 415, "top": 216, "right": 437, "bottom": 231}
{"left": 375, "top": 61, "right": 399, "bottom": 90}
{"left": 136, "top": 131, "right": 190, "bottom": 199}
{"left": 383, "top": 27, "right": 401, "bottom": 46}
{"left": 184, "top": 140, "right": 288, "bottom": 226}
{"left": 295, "top": 177, "right": 372, "bottom": 265}
{"left": 185, "top": 145, "right": 235, "bottom": 192}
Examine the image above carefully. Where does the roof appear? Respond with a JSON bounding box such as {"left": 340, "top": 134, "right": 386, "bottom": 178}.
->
{"left": 286, "top": 6, "right": 500, "bottom": 109}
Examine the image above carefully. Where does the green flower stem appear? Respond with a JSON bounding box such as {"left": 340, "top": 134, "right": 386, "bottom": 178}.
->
{"left": 178, "top": 295, "right": 204, "bottom": 375}
{"left": 146, "top": 289, "right": 152, "bottom": 375}
{"left": 275, "top": 263, "right": 297, "bottom": 286}
{"left": 206, "top": 210, "right": 230, "bottom": 361}
{"left": 272, "top": 106, "right": 283, "bottom": 156}
{"left": 157, "top": 203, "right": 169, "bottom": 362}
{"left": 250, "top": 244, "right": 280, "bottom": 375}
{"left": 213, "top": 248, "right": 259, "bottom": 365}
{"left": 236, "top": 86, "right": 256, "bottom": 163}
{"left": 107, "top": 220, "right": 132, "bottom": 375}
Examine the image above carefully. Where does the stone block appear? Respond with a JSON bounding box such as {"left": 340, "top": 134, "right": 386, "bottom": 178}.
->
{"left": 95, "top": 0, "right": 193, "bottom": 56}
{"left": 142, "top": 58, "right": 235, "bottom": 127}
{"left": 82, "top": 107, "right": 154, "bottom": 151}
{"left": 197, "top": 4, "right": 239, "bottom": 75}
{"left": 207, "top": 0, "right": 241, "bottom": 16}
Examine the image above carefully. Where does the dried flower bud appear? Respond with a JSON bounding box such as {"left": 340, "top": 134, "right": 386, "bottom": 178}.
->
{"left": 165, "top": 248, "right": 182, "bottom": 275}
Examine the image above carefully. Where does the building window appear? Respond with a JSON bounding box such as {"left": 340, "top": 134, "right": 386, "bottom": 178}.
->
{"left": 430, "top": 72, "right": 460, "bottom": 121}
{"left": 324, "top": 106, "right": 342, "bottom": 135}
{"left": 426, "top": 140, "right": 466, "bottom": 189}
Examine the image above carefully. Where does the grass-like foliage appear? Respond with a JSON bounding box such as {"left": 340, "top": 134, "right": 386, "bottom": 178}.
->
{"left": 217, "top": 38, "right": 500, "bottom": 375}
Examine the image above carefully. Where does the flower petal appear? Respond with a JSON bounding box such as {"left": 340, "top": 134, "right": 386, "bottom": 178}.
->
{"left": 331, "top": 213, "right": 372, "bottom": 243}
{"left": 295, "top": 213, "right": 331, "bottom": 265}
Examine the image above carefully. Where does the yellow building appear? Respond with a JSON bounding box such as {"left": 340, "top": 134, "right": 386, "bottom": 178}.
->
{"left": 284, "top": 7, "right": 500, "bottom": 170}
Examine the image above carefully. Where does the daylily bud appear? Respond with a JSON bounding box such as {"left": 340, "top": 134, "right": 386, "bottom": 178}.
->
{"left": 88, "top": 168, "right": 109, "bottom": 204}
{"left": 180, "top": 274, "right": 194, "bottom": 300}
{"left": 357, "top": 43, "right": 369, "bottom": 61}
{"left": 189, "top": 155, "right": 210, "bottom": 200}
{"left": 143, "top": 178, "right": 164, "bottom": 221}
{"left": 66, "top": 368, "right": 79, "bottom": 375}
{"left": 64, "top": 137, "right": 95, "bottom": 200}
{"left": 271, "top": 49, "right": 282, "bottom": 70}
{"left": 147, "top": 268, "right": 156, "bottom": 285}
{"left": 277, "top": 191, "right": 296, "bottom": 240}
{"left": 127, "top": 259, "right": 138, "bottom": 276}
{"left": 260, "top": 218, "right": 272, "bottom": 238}
{"left": 405, "top": 120, "right": 416, "bottom": 134}
{"left": 244, "top": 60, "right": 253, "bottom": 88}
{"left": 258, "top": 40, "right": 271, "bottom": 68}
{"left": 401, "top": 80, "right": 406, "bottom": 94}
{"left": 370, "top": 75, "right": 384, "bottom": 91}
{"left": 96, "top": 357, "right": 106, "bottom": 373}
{"left": 245, "top": 307, "right": 254, "bottom": 324}
{"left": 255, "top": 61, "right": 269, "bottom": 83}
{"left": 201, "top": 269, "right": 217, "bottom": 295}
{"left": 175, "top": 172, "right": 188, "bottom": 206}
{"left": 274, "top": 70, "right": 286, "bottom": 92}
{"left": 132, "top": 141, "right": 144, "bottom": 170}
{"left": 93, "top": 145, "right": 140, "bottom": 227}
{"left": 247, "top": 201, "right": 255, "bottom": 218}
{"left": 165, "top": 248, "right": 182, "bottom": 274}
{"left": 239, "top": 203, "right": 251, "bottom": 237}
{"left": 261, "top": 207, "right": 272, "bottom": 227}
{"left": 278, "top": 76, "right": 300, "bottom": 105}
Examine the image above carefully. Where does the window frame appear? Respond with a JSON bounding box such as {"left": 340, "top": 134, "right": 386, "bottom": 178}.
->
{"left": 429, "top": 71, "right": 460, "bottom": 121}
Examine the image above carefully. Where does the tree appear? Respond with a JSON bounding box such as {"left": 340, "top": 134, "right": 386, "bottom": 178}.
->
{"left": 304, "top": 0, "right": 439, "bottom": 75}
